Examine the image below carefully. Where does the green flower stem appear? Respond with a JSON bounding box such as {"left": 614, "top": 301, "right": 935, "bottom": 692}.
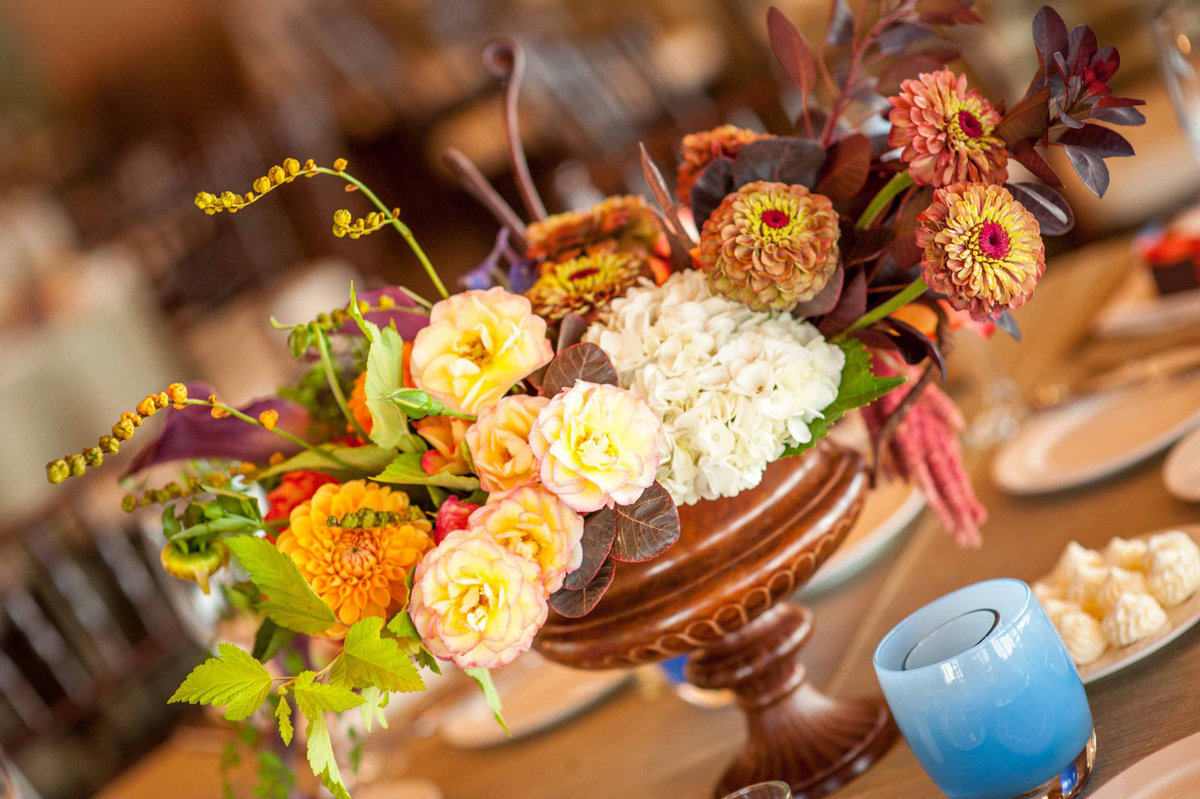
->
{"left": 856, "top": 172, "right": 915, "bottom": 230}
{"left": 183, "top": 399, "right": 367, "bottom": 476}
{"left": 314, "top": 326, "right": 370, "bottom": 442}
{"left": 314, "top": 167, "right": 449, "bottom": 300}
{"left": 841, "top": 278, "right": 929, "bottom": 336}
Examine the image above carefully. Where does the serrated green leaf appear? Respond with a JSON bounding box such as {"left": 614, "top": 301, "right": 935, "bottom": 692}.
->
{"left": 332, "top": 617, "right": 424, "bottom": 693}
{"left": 464, "top": 667, "right": 509, "bottom": 735}
{"left": 225, "top": 536, "right": 338, "bottom": 635}
{"left": 252, "top": 618, "right": 296, "bottom": 663}
{"left": 780, "top": 337, "right": 906, "bottom": 458}
{"left": 275, "top": 693, "right": 294, "bottom": 746}
{"left": 292, "top": 671, "right": 365, "bottom": 717}
{"left": 253, "top": 444, "right": 397, "bottom": 481}
{"left": 415, "top": 648, "right": 442, "bottom": 674}
{"left": 304, "top": 710, "right": 351, "bottom": 799}
{"left": 386, "top": 609, "right": 421, "bottom": 640}
{"left": 169, "top": 642, "right": 272, "bottom": 721}
{"left": 359, "top": 686, "right": 390, "bottom": 733}
{"left": 365, "top": 324, "right": 421, "bottom": 452}
{"left": 373, "top": 452, "right": 481, "bottom": 491}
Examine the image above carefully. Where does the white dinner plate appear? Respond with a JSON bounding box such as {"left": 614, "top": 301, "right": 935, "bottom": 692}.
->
{"left": 1092, "top": 266, "right": 1200, "bottom": 339}
{"left": 1164, "top": 424, "right": 1200, "bottom": 501}
{"left": 797, "top": 481, "right": 925, "bottom": 597}
{"left": 1090, "top": 728, "right": 1200, "bottom": 798}
{"left": 438, "top": 653, "right": 629, "bottom": 748}
{"left": 992, "top": 373, "right": 1200, "bottom": 496}
{"left": 1039, "top": 526, "right": 1200, "bottom": 685}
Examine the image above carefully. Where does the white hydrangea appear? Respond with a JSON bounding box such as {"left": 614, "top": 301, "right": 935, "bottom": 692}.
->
{"left": 583, "top": 269, "right": 845, "bottom": 505}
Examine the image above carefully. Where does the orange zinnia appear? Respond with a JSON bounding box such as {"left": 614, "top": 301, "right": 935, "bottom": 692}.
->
{"left": 277, "top": 480, "right": 433, "bottom": 638}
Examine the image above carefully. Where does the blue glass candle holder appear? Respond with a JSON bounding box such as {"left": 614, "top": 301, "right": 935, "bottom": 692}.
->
{"left": 873, "top": 579, "right": 1095, "bottom": 799}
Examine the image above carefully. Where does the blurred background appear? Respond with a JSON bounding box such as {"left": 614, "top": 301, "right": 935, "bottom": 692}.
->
{"left": 0, "top": 0, "right": 1186, "bottom": 796}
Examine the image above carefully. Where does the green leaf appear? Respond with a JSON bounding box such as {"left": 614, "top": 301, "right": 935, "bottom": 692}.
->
{"left": 373, "top": 452, "right": 481, "bottom": 491}
{"left": 780, "top": 337, "right": 906, "bottom": 458}
{"left": 291, "top": 671, "right": 365, "bottom": 717}
{"left": 252, "top": 618, "right": 296, "bottom": 662}
{"left": 253, "top": 444, "right": 397, "bottom": 481}
{"left": 275, "top": 692, "right": 294, "bottom": 746}
{"left": 225, "top": 536, "right": 338, "bottom": 635}
{"left": 365, "top": 324, "right": 418, "bottom": 451}
{"left": 385, "top": 388, "right": 475, "bottom": 420}
{"left": 304, "top": 710, "right": 351, "bottom": 799}
{"left": 359, "top": 686, "right": 390, "bottom": 733}
{"left": 464, "top": 667, "right": 509, "bottom": 735}
{"left": 386, "top": 609, "right": 421, "bottom": 641}
{"left": 169, "top": 642, "right": 272, "bottom": 721}
{"left": 331, "top": 617, "right": 424, "bottom": 693}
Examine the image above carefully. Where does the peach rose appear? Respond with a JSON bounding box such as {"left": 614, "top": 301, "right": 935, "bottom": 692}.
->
{"left": 414, "top": 415, "right": 471, "bottom": 475}
{"left": 468, "top": 485, "right": 584, "bottom": 594}
{"left": 529, "top": 381, "right": 663, "bottom": 513}
{"left": 410, "top": 288, "right": 553, "bottom": 415}
{"left": 465, "top": 395, "right": 549, "bottom": 493}
{"left": 409, "top": 532, "right": 548, "bottom": 669}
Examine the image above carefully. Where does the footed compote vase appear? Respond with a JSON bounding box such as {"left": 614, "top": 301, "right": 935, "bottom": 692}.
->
{"left": 535, "top": 441, "right": 898, "bottom": 798}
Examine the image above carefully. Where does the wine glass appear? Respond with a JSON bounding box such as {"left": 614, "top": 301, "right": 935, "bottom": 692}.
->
{"left": 719, "top": 782, "right": 791, "bottom": 799}
{"left": 1156, "top": 0, "right": 1200, "bottom": 157}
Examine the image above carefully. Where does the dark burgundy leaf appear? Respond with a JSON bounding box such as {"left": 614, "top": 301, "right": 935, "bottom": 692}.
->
{"left": 610, "top": 483, "right": 680, "bottom": 563}
{"left": 851, "top": 328, "right": 900, "bottom": 352}
{"left": 564, "top": 507, "right": 616, "bottom": 590}
{"left": 548, "top": 557, "right": 616, "bottom": 618}
{"left": 1089, "top": 106, "right": 1145, "bottom": 126}
{"left": 877, "top": 54, "right": 945, "bottom": 96}
{"left": 791, "top": 265, "right": 845, "bottom": 318}
{"left": 541, "top": 343, "right": 619, "bottom": 397}
{"left": 815, "top": 134, "right": 871, "bottom": 201}
{"left": 1055, "top": 124, "right": 1134, "bottom": 157}
{"left": 732, "top": 137, "right": 827, "bottom": 189}
{"left": 995, "top": 310, "right": 1021, "bottom": 341}
{"left": 885, "top": 185, "right": 932, "bottom": 272}
{"left": 842, "top": 228, "right": 895, "bottom": 267}
{"left": 639, "top": 143, "right": 695, "bottom": 247}
{"left": 819, "top": 265, "right": 867, "bottom": 337}
{"left": 1010, "top": 141, "right": 1063, "bottom": 187}
{"left": 690, "top": 158, "right": 736, "bottom": 231}
{"left": 826, "top": 0, "right": 854, "bottom": 46}
{"left": 1005, "top": 182, "right": 1075, "bottom": 236}
{"left": 557, "top": 313, "right": 589, "bottom": 352}
{"left": 882, "top": 318, "right": 946, "bottom": 378}
{"left": 1067, "top": 24, "right": 1098, "bottom": 74}
{"left": 914, "top": 0, "right": 982, "bottom": 25}
{"left": 1096, "top": 96, "right": 1146, "bottom": 108}
{"left": 878, "top": 24, "right": 938, "bottom": 55}
{"left": 1032, "top": 6, "right": 1068, "bottom": 74}
{"left": 125, "top": 382, "right": 310, "bottom": 476}
{"left": 767, "top": 6, "right": 817, "bottom": 95}
{"left": 996, "top": 87, "right": 1051, "bottom": 146}
{"left": 1063, "top": 145, "right": 1110, "bottom": 198}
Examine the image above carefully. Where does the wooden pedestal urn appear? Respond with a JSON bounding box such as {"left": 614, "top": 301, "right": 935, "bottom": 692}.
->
{"left": 535, "top": 442, "right": 898, "bottom": 798}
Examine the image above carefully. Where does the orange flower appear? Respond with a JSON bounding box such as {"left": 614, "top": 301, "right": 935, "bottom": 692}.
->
{"left": 277, "top": 480, "right": 433, "bottom": 638}
{"left": 676, "top": 125, "right": 773, "bottom": 204}
{"left": 414, "top": 415, "right": 472, "bottom": 475}
{"left": 264, "top": 470, "right": 339, "bottom": 539}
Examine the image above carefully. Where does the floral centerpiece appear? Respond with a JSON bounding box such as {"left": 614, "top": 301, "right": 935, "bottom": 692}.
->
{"left": 44, "top": 3, "right": 1140, "bottom": 796}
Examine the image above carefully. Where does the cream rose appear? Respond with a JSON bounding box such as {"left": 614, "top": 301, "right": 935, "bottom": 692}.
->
{"left": 528, "top": 381, "right": 663, "bottom": 513}
{"left": 468, "top": 485, "right": 584, "bottom": 594}
{"left": 410, "top": 288, "right": 553, "bottom": 415}
{"left": 409, "top": 532, "right": 548, "bottom": 669}
{"left": 465, "top": 395, "right": 549, "bottom": 492}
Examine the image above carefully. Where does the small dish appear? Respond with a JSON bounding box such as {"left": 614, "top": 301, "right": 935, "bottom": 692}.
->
{"left": 1165, "top": 424, "right": 1200, "bottom": 501}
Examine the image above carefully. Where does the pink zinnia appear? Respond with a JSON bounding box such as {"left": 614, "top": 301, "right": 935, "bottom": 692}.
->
{"left": 888, "top": 71, "right": 1008, "bottom": 187}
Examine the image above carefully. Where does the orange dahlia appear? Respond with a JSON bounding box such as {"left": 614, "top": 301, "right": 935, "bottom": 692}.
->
{"left": 697, "top": 181, "right": 840, "bottom": 312}
{"left": 676, "top": 125, "right": 772, "bottom": 204}
{"left": 525, "top": 252, "right": 642, "bottom": 322}
{"left": 264, "top": 470, "right": 339, "bottom": 538}
{"left": 915, "top": 182, "right": 1045, "bottom": 322}
{"left": 277, "top": 480, "right": 433, "bottom": 638}
{"left": 887, "top": 71, "right": 1008, "bottom": 187}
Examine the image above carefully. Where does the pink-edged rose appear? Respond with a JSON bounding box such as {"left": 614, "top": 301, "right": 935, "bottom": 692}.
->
{"left": 434, "top": 496, "right": 480, "bottom": 544}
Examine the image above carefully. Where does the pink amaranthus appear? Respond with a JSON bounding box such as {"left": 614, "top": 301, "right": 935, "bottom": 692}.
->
{"left": 862, "top": 357, "right": 986, "bottom": 548}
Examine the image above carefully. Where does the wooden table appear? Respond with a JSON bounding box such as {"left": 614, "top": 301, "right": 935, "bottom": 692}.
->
{"left": 100, "top": 236, "right": 1200, "bottom": 799}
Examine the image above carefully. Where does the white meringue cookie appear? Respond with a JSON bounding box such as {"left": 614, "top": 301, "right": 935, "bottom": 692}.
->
{"left": 1102, "top": 593, "right": 1167, "bottom": 647}
{"left": 1146, "top": 531, "right": 1200, "bottom": 565}
{"left": 1103, "top": 537, "right": 1149, "bottom": 572}
{"left": 1097, "top": 568, "right": 1147, "bottom": 615}
{"left": 1147, "top": 548, "right": 1200, "bottom": 608}
{"left": 1042, "top": 598, "right": 1082, "bottom": 625}
{"left": 1033, "top": 580, "right": 1066, "bottom": 604}
{"left": 1055, "top": 610, "right": 1108, "bottom": 665}
{"left": 1053, "top": 542, "right": 1103, "bottom": 588}
{"left": 1067, "top": 564, "right": 1110, "bottom": 617}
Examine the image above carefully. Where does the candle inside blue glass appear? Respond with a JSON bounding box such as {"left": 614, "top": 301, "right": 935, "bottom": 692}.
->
{"left": 873, "top": 579, "right": 1095, "bottom": 799}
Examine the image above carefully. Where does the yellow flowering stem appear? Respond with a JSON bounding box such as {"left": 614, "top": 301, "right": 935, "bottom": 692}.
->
{"left": 840, "top": 278, "right": 929, "bottom": 337}
{"left": 313, "top": 167, "right": 449, "bottom": 300}
{"left": 856, "top": 172, "right": 915, "bottom": 230}
{"left": 313, "top": 327, "right": 370, "bottom": 442}
{"left": 182, "top": 399, "right": 367, "bottom": 476}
